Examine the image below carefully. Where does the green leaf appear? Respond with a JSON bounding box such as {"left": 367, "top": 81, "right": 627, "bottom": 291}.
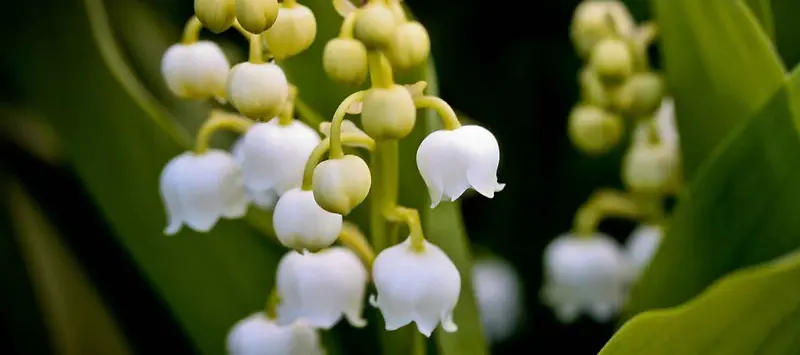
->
{"left": 655, "top": 0, "right": 784, "bottom": 177}
{"left": 772, "top": 0, "right": 800, "bottom": 69}
{"left": 623, "top": 69, "right": 800, "bottom": 318}
{"left": 745, "top": 0, "right": 775, "bottom": 40}
{"left": 601, "top": 251, "right": 800, "bottom": 355}
{"left": 8, "top": 0, "right": 285, "bottom": 353}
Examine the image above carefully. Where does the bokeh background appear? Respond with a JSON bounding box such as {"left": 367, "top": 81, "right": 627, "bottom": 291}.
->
{"left": 0, "top": 0, "right": 658, "bottom": 354}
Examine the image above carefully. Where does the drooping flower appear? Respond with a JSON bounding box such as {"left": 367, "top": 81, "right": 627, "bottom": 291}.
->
{"left": 159, "top": 150, "right": 249, "bottom": 235}
{"left": 624, "top": 224, "right": 663, "bottom": 281}
{"left": 272, "top": 188, "right": 343, "bottom": 251}
{"left": 472, "top": 257, "right": 523, "bottom": 343}
{"left": 232, "top": 138, "right": 279, "bottom": 210}
{"left": 226, "top": 312, "right": 325, "bottom": 355}
{"left": 416, "top": 125, "right": 505, "bottom": 207}
{"left": 275, "top": 247, "right": 368, "bottom": 329}
{"left": 161, "top": 41, "right": 230, "bottom": 100}
{"left": 370, "top": 237, "right": 460, "bottom": 337}
{"left": 540, "top": 233, "right": 629, "bottom": 323}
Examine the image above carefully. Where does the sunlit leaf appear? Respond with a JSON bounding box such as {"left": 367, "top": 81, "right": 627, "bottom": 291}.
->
{"left": 744, "top": 0, "right": 775, "bottom": 40}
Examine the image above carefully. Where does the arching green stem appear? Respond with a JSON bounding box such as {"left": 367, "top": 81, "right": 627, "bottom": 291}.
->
{"left": 182, "top": 16, "right": 204, "bottom": 44}
{"left": 194, "top": 111, "right": 255, "bottom": 154}
{"left": 386, "top": 206, "right": 425, "bottom": 252}
{"left": 368, "top": 51, "right": 394, "bottom": 89}
{"left": 330, "top": 91, "right": 365, "bottom": 159}
{"left": 301, "top": 134, "right": 376, "bottom": 190}
{"left": 413, "top": 96, "right": 462, "bottom": 130}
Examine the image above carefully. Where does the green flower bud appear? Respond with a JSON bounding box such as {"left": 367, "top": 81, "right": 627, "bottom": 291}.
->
{"left": 589, "top": 38, "right": 633, "bottom": 84}
{"left": 385, "top": 21, "right": 431, "bottom": 71}
{"left": 226, "top": 62, "right": 289, "bottom": 119}
{"left": 567, "top": 105, "right": 623, "bottom": 156}
{"left": 361, "top": 85, "right": 417, "bottom": 140}
{"left": 622, "top": 142, "right": 677, "bottom": 194}
{"left": 570, "top": 1, "right": 635, "bottom": 57}
{"left": 263, "top": 4, "right": 317, "bottom": 59}
{"left": 353, "top": 4, "right": 397, "bottom": 49}
{"left": 579, "top": 69, "right": 609, "bottom": 108}
{"left": 194, "top": 0, "right": 236, "bottom": 33}
{"left": 613, "top": 72, "right": 665, "bottom": 118}
{"left": 236, "top": 0, "right": 279, "bottom": 34}
{"left": 313, "top": 155, "right": 372, "bottom": 215}
{"left": 323, "top": 38, "right": 368, "bottom": 86}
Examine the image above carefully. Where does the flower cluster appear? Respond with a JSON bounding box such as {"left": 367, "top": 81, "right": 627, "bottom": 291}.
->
{"left": 158, "top": 0, "right": 504, "bottom": 352}
{"left": 540, "top": 0, "right": 681, "bottom": 324}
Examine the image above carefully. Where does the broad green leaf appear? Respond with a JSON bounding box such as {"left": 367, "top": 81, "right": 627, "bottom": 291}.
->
{"left": 745, "top": 0, "right": 775, "bottom": 40}
{"left": 772, "top": 0, "right": 800, "bottom": 69}
{"left": 601, "top": 251, "right": 800, "bottom": 355}
{"left": 655, "top": 0, "right": 784, "bottom": 177}
{"left": 6, "top": 0, "right": 284, "bottom": 353}
{"left": 623, "top": 69, "right": 800, "bottom": 318}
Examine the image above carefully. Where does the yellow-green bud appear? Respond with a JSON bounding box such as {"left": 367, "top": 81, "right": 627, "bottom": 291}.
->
{"left": 579, "top": 69, "right": 609, "bottom": 108}
{"left": 622, "top": 142, "right": 677, "bottom": 193}
{"left": 194, "top": 0, "right": 236, "bottom": 33}
{"left": 236, "top": 0, "right": 279, "bottom": 34}
{"left": 385, "top": 21, "right": 430, "bottom": 70}
{"left": 353, "top": 4, "right": 397, "bottom": 49}
{"left": 226, "top": 62, "right": 289, "bottom": 119}
{"left": 570, "top": 1, "right": 635, "bottom": 57}
{"left": 323, "top": 38, "right": 368, "bottom": 86}
{"left": 312, "top": 155, "right": 372, "bottom": 215}
{"left": 590, "top": 38, "right": 633, "bottom": 84}
{"left": 262, "top": 4, "right": 317, "bottom": 59}
{"left": 613, "top": 72, "right": 665, "bottom": 118}
{"left": 567, "top": 105, "right": 623, "bottom": 156}
{"left": 361, "top": 85, "right": 417, "bottom": 140}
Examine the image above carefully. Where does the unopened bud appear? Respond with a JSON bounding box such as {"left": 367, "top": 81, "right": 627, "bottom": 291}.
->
{"left": 161, "top": 41, "right": 230, "bottom": 100}
{"left": 613, "top": 72, "right": 665, "bottom": 118}
{"left": 263, "top": 4, "right": 317, "bottom": 59}
{"left": 195, "top": 0, "right": 236, "bottom": 33}
{"left": 385, "top": 21, "right": 430, "bottom": 70}
{"left": 590, "top": 38, "right": 633, "bottom": 83}
{"left": 226, "top": 62, "right": 289, "bottom": 119}
{"left": 236, "top": 0, "right": 279, "bottom": 34}
{"left": 313, "top": 155, "right": 372, "bottom": 215}
{"left": 361, "top": 85, "right": 416, "bottom": 140}
{"left": 567, "top": 105, "right": 623, "bottom": 156}
{"left": 323, "top": 38, "right": 368, "bottom": 86}
{"left": 353, "top": 4, "right": 397, "bottom": 49}
{"left": 622, "top": 141, "right": 677, "bottom": 193}
{"left": 570, "top": 1, "right": 635, "bottom": 57}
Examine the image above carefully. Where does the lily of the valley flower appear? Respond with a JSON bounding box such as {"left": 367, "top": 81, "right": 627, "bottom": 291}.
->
{"left": 624, "top": 224, "right": 663, "bottom": 281}
{"left": 370, "top": 237, "right": 460, "bottom": 337}
{"left": 232, "top": 138, "right": 278, "bottom": 210}
{"left": 159, "top": 150, "right": 249, "bottom": 235}
{"left": 276, "top": 247, "right": 367, "bottom": 329}
{"left": 541, "top": 233, "right": 628, "bottom": 323}
{"left": 416, "top": 125, "right": 505, "bottom": 207}
{"left": 226, "top": 312, "right": 325, "bottom": 355}
{"left": 272, "top": 188, "right": 343, "bottom": 251}
{"left": 161, "top": 41, "right": 230, "bottom": 100}
{"left": 472, "top": 257, "right": 523, "bottom": 343}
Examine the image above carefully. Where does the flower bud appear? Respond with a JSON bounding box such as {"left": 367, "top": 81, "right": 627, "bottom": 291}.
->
{"left": 273, "top": 187, "right": 343, "bottom": 251}
{"left": 263, "top": 4, "right": 317, "bottom": 59}
{"left": 312, "top": 155, "right": 371, "bottom": 215}
{"left": 570, "top": 1, "right": 635, "bottom": 57}
{"left": 161, "top": 41, "right": 230, "bottom": 100}
{"left": 567, "top": 105, "right": 623, "bottom": 156}
{"left": 236, "top": 0, "right": 279, "bottom": 34}
{"left": 194, "top": 0, "right": 236, "bottom": 33}
{"left": 613, "top": 72, "right": 665, "bottom": 118}
{"left": 385, "top": 21, "right": 430, "bottom": 70}
{"left": 353, "top": 4, "right": 397, "bottom": 49}
{"left": 621, "top": 141, "right": 677, "bottom": 193}
{"left": 226, "top": 62, "right": 289, "bottom": 119}
{"left": 323, "top": 38, "right": 368, "bottom": 86}
{"left": 589, "top": 38, "right": 633, "bottom": 84}
{"left": 361, "top": 85, "right": 416, "bottom": 140}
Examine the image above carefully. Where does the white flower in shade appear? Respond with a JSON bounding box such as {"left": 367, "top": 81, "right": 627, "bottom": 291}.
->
{"left": 226, "top": 312, "right": 325, "bottom": 355}
{"left": 227, "top": 62, "right": 290, "bottom": 119}
{"left": 240, "top": 119, "right": 321, "bottom": 198}
{"left": 624, "top": 224, "right": 663, "bottom": 281}
{"left": 272, "top": 188, "right": 343, "bottom": 251}
{"left": 159, "top": 150, "right": 249, "bottom": 235}
{"left": 276, "top": 247, "right": 367, "bottom": 329}
{"left": 370, "top": 237, "right": 460, "bottom": 337}
{"left": 540, "top": 233, "right": 629, "bottom": 323}
{"left": 161, "top": 41, "right": 230, "bottom": 100}
{"left": 416, "top": 125, "right": 505, "bottom": 208}
{"left": 232, "top": 138, "right": 279, "bottom": 210}
{"left": 632, "top": 97, "right": 679, "bottom": 148}
{"left": 472, "top": 257, "right": 523, "bottom": 343}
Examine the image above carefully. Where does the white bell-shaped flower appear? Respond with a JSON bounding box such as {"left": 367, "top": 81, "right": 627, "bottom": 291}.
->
{"left": 370, "top": 237, "right": 460, "bottom": 337}
{"left": 232, "top": 138, "right": 279, "bottom": 210}
{"left": 276, "top": 247, "right": 368, "bottom": 329}
{"left": 240, "top": 119, "right": 321, "bottom": 198}
{"left": 272, "top": 188, "right": 343, "bottom": 251}
{"left": 161, "top": 41, "right": 230, "bottom": 100}
{"left": 226, "top": 312, "right": 325, "bottom": 355}
{"left": 416, "top": 125, "right": 505, "bottom": 208}
{"left": 540, "top": 233, "right": 629, "bottom": 323}
{"left": 624, "top": 224, "right": 663, "bottom": 281}
{"left": 472, "top": 257, "right": 523, "bottom": 343}
{"left": 159, "top": 150, "right": 249, "bottom": 235}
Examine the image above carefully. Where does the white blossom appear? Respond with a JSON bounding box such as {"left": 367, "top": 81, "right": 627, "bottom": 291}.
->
{"left": 276, "top": 247, "right": 368, "bottom": 329}
{"left": 232, "top": 138, "right": 279, "bottom": 210}
{"left": 370, "top": 237, "right": 460, "bottom": 337}
{"left": 161, "top": 41, "right": 230, "bottom": 100}
{"left": 472, "top": 257, "right": 523, "bottom": 343}
{"left": 272, "top": 188, "right": 343, "bottom": 251}
{"left": 624, "top": 224, "right": 663, "bottom": 281}
{"left": 227, "top": 62, "right": 290, "bottom": 119}
{"left": 226, "top": 312, "right": 325, "bottom": 355}
{"left": 540, "top": 233, "right": 629, "bottom": 323}
{"left": 159, "top": 150, "right": 248, "bottom": 235}
{"left": 416, "top": 125, "right": 505, "bottom": 207}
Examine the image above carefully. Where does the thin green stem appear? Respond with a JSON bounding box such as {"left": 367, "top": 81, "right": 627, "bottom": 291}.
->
{"left": 340, "top": 12, "right": 357, "bottom": 38}
{"left": 368, "top": 51, "right": 394, "bottom": 88}
{"left": 369, "top": 140, "right": 399, "bottom": 252}
{"left": 413, "top": 332, "right": 427, "bottom": 355}
{"left": 265, "top": 288, "right": 281, "bottom": 319}
{"left": 338, "top": 222, "right": 376, "bottom": 268}
{"left": 386, "top": 206, "right": 425, "bottom": 252}
{"left": 330, "top": 91, "right": 365, "bottom": 159}
{"left": 278, "top": 85, "right": 298, "bottom": 126}
{"left": 573, "top": 188, "right": 643, "bottom": 237}
{"left": 231, "top": 19, "right": 252, "bottom": 39}
{"left": 301, "top": 134, "right": 377, "bottom": 190}
{"left": 413, "top": 96, "right": 461, "bottom": 130}
{"left": 182, "top": 16, "right": 204, "bottom": 44}
{"left": 249, "top": 34, "right": 264, "bottom": 63}
{"left": 195, "top": 111, "right": 256, "bottom": 153}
